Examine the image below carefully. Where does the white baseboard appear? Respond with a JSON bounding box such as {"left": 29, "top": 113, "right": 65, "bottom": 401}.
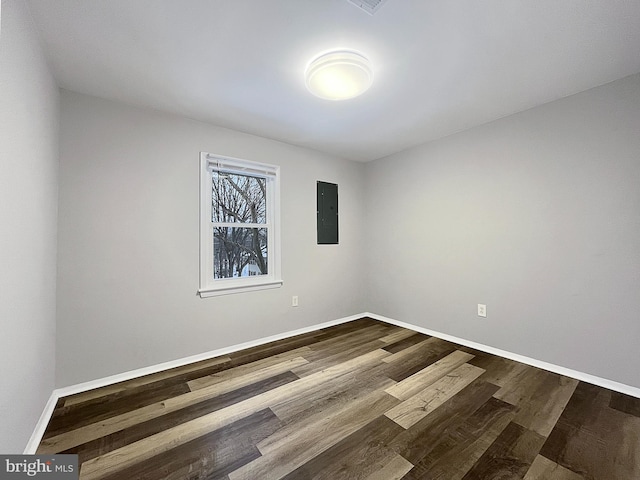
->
{"left": 365, "top": 312, "right": 640, "bottom": 399}
{"left": 23, "top": 312, "right": 362, "bottom": 453}
{"left": 25, "top": 311, "right": 640, "bottom": 453}
{"left": 54, "top": 313, "right": 361, "bottom": 400}
{"left": 24, "top": 391, "right": 59, "bottom": 454}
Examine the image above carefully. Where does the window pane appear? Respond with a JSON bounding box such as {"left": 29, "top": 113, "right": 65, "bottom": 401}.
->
{"left": 213, "top": 227, "right": 268, "bottom": 279}
{"left": 211, "top": 172, "right": 267, "bottom": 224}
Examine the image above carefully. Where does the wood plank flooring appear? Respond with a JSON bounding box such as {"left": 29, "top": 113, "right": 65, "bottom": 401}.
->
{"left": 37, "top": 317, "right": 640, "bottom": 479}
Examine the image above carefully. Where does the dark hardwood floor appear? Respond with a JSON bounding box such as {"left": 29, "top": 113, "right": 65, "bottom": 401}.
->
{"left": 37, "top": 317, "right": 640, "bottom": 479}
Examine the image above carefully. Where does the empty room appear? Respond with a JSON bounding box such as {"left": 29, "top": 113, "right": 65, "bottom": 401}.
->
{"left": 1, "top": 0, "right": 640, "bottom": 478}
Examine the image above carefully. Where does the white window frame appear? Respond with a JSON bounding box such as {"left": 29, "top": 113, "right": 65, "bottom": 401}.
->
{"left": 199, "top": 152, "right": 282, "bottom": 297}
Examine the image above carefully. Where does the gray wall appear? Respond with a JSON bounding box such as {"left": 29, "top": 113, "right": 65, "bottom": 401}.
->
{"left": 0, "top": 0, "right": 59, "bottom": 452}
{"left": 365, "top": 73, "right": 640, "bottom": 388}
{"left": 56, "top": 90, "right": 367, "bottom": 387}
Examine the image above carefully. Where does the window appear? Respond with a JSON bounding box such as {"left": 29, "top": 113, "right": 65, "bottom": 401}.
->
{"left": 199, "top": 153, "right": 282, "bottom": 297}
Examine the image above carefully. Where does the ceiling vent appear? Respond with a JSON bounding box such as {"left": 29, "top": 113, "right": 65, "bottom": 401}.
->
{"left": 348, "top": 0, "right": 389, "bottom": 15}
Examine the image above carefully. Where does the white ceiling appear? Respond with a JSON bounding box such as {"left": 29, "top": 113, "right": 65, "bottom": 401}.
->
{"left": 26, "top": 0, "right": 640, "bottom": 162}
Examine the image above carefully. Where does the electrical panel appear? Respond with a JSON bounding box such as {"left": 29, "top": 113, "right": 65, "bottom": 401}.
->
{"left": 317, "top": 181, "right": 338, "bottom": 244}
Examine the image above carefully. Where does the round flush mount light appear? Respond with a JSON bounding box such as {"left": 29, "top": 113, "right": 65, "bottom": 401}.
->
{"left": 305, "top": 50, "right": 373, "bottom": 101}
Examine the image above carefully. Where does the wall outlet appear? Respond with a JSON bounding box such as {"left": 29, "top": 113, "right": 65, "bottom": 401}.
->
{"left": 478, "top": 304, "right": 487, "bottom": 317}
{"left": 292, "top": 296, "right": 299, "bottom": 307}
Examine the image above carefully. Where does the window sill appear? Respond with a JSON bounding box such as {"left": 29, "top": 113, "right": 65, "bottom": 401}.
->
{"left": 198, "top": 279, "right": 283, "bottom": 298}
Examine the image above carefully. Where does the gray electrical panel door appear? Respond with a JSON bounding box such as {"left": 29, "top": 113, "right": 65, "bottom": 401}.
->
{"left": 317, "top": 181, "right": 338, "bottom": 244}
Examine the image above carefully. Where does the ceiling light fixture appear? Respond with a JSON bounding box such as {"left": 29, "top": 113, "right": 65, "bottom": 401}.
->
{"left": 305, "top": 50, "right": 373, "bottom": 101}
